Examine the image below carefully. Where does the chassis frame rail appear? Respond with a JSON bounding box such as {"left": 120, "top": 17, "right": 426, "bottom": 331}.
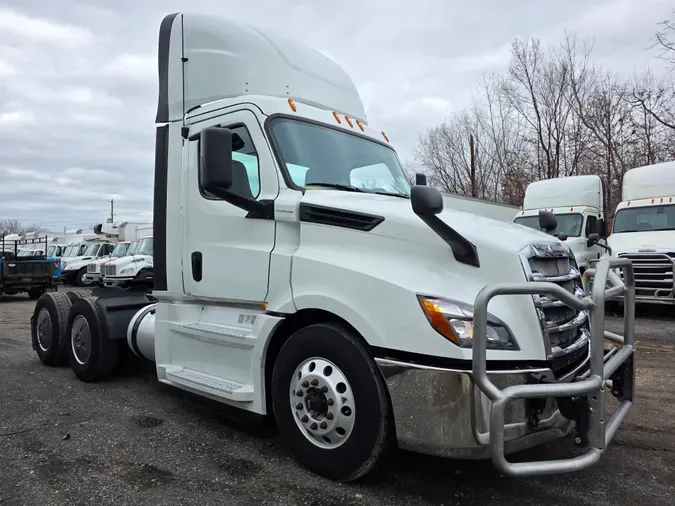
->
{"left": 472, "top": 257, "right": 636, "bottom": 477}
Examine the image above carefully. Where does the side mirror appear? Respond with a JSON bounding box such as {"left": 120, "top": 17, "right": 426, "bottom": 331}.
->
{"left": 557, "top": 234, "right": 568, "bottom": 241}
{"left": 587, "top": 232, "right": 600, "bottom": 247}
{"left": 415, "top": 173, "right": 427, "bottom": 186}
{"left": 411, "top": 185, "right": 443, "bottom": 216}
{"left": 538, "top": 210, "right": 557, "bottom": 234}
{"left": 597, "top": 219, "right": 607, "bottom": 238}
{"left": 199, "top": 127, "right": 233, "bottom": 197}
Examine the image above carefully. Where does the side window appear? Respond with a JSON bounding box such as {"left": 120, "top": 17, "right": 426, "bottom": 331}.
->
{"left": 200, "top": 124, "right": 260, "bottom": 200}
{"left": 585, "top": 215, "right": 597, "bottom": 237}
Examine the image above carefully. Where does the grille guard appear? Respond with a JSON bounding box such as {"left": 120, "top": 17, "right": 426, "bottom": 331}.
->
{"left": 472, "top": 257, "right": 636, "bottom": 477}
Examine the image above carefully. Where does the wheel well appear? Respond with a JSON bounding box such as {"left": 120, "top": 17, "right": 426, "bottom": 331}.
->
{"left": 263, "top": 308, "right": 367, "bottom": 416}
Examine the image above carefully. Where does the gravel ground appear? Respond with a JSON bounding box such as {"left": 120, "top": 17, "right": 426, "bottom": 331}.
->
{"left": 0, "top": 288, "right": 673, "bottom": 506}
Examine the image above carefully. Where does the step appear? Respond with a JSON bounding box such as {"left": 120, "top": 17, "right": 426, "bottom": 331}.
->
{"left": 172, "top": 322, "right": 256, "bottom": 349}
{"left": 163, "top": 365, "right": 254, "bottom": 402}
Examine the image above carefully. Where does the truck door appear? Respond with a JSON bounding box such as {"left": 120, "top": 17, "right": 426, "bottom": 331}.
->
{"left": 182, "top": 109, "right": 278, "bottom": 304}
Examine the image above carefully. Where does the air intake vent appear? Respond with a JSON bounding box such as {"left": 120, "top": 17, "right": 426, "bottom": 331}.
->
{"left": 299, "top": 204, "right": 384, "bottom": 232}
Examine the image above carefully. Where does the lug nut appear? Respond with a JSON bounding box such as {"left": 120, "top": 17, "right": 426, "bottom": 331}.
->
{"left": 326, "top": 398, "right": 334, "bottom": 406}
{"left": 302, "top": 381, "right": 309, "bottom": 388}
{"left": 296, "top": 390, "right": 303, "bottom": 397}
{"left": 296, "top": 403, "right": 303, "bottom": 410}
{"left": 301, "top": 415, "right": 308, "bottom": 423}
{"left": 326, "top": 412, "right": 334, "bottom": 420}
{"left": 320, "top": 385, "right": 328, "bottom": 393}
{"left": 310, "top": 379, "right": 319, "bottom": 386}
{"left": 310, "top": 422, "right": 318, "bottom": 430}
{"left": 320, "top": 422, "right": 327, "bottom": 429}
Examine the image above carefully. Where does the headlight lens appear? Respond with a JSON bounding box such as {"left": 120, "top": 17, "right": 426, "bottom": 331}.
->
{"left": 417, "top": 295, "right": 519, "bottom": 350}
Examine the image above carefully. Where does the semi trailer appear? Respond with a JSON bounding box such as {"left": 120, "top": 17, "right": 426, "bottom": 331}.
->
{"left": 29, "top": 12, "right": 637, "bottom": 482}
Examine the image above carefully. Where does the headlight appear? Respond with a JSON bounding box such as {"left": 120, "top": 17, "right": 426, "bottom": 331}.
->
{"left": 417, "top": 295, "right": 519, "bottom": 350}
{"left": 120, "top": 267, "right": 134, "bottom": 274}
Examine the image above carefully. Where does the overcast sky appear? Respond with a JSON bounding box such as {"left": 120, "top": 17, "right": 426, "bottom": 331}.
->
{"left": 0, "top": 0, "right": 671, "bottom": 231}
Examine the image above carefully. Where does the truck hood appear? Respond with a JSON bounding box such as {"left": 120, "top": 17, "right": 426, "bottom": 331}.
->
{"left": 62, "top": 255, "right": 96, "bottom": 270}
{"left": 608, "top": 230, "right": 675, "bottom": 255}
{"left": 107, "top": 255, "right": 153, "bottom": 270}
{"left": 301, "top": 190, "right": 557, "bottom": 255}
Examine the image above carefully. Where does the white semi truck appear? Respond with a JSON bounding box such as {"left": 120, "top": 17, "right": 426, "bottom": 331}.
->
{"left": 29, "top": 12, "right": 636, "bottom": 482}
{"left": 514, "top": 175, "right": 607, "bottom": 272}
{"left": 599, "top": 161, "right": 675, "bottom": 305}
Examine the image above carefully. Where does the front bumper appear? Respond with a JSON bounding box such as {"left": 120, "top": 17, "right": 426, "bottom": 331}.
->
{"left": 378, "top": 257, "right": 636, "bottom": 477}
{"left": 102, "top": 275, "right": 134, "bottom": 287}
{"left": 84, "top": 272, "right": 101, "bottom": 283}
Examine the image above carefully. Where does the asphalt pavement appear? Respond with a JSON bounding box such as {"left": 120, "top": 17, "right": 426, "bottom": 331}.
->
{"left": 1, "top": 289, "right": 673, "bottom": 505}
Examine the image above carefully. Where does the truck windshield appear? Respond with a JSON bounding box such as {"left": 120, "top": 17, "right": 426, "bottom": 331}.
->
{"left": 137, "top": 237, "right": 153, "bottom": 256}
{"left": 84, "top": 244, "right": 101, "bottom": 256}
{"left": 613, "top": 204, "right": 675, "bottom": 233}
{"left": 269, "top": 118, "right": 411, "bottom": 197}
{"left": 47, "top": 246, "right": 55, "bottom": 257}
{"left": 514, "top": 213, "right": 584, "bottom": 237}
{"left": 111, "top": 243, "right": 130, "bottom": 257}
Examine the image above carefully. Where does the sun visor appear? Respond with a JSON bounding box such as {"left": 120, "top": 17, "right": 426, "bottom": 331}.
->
{"left": 155, "top": 13, "right": 367, "bottom": 124}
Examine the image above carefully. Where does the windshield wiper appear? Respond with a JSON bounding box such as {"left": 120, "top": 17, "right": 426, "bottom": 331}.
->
{"left": 305, "top": 182, "right": 365, "bottom": 192}
{"left": 306, "top": 182, "right": 409, "bottom": 198}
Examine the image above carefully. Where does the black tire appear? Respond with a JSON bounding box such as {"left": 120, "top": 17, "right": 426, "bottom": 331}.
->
{"left": 135, "top": 268, "right": 154, "bottom": 280}
{"left": 31, "top": 292, "right": 73, "bottom": 366}
{"left": 28, "top": 288, "right": 44, "bottom": 300}
{"left": 271, "top": 322, "right": 393, "bottom": 482}
{"left": 66, "top": 296, "right": 119, "bottom": 382}
{"left": 74, "top": 267, "right": 90, "bottom": 287}
{"left": 66, "top": 290, "right": 90, "bottom": 305}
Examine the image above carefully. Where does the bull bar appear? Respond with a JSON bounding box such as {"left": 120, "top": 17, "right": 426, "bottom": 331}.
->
{"left": 472, "top": 257, "right": 636, "bottom": 477}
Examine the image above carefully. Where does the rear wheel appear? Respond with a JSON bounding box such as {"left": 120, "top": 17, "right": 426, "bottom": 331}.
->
{"left": 271, "top": 322, "right": 393, "bottom": 482}
{"left": 32, "top": 292, "right": 73, "bottom": 366}
{"left": 66, "top": 296, "right": 119, "bottom": 382}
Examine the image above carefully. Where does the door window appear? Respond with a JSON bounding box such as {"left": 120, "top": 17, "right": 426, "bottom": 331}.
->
{"left": 585, "top": 215, "right": 597, "bottom": 237}
{"left": 200, "top": 124, "right": 260, "bottom": 200}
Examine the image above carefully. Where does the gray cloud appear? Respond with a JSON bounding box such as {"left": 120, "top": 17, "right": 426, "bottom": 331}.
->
{"left": 0, "top": 0, "right": 671, "bottom": 230}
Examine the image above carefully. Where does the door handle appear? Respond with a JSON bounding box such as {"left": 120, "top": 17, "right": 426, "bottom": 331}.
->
{"left": 191, "top": 251, "right": 202, "bottom": 281}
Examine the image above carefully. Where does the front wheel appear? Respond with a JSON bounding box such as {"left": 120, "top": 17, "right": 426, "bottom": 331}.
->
{"left": 75, "top": 267, "right": 92, "bottom": 287}
{"left": 271, "top": 322, "right": 393, "bottom": 482}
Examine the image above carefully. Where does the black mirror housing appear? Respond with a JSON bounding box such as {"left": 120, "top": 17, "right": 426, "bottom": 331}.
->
{"left": 415, "top": 173, "right": 427, "bottom": 186}
{"left": 411, "top": 185, "right": 443, "bottom": 216}
{"left": 199, "top": 127, "right": 233, "bottom": 196}
{"left": 538, "top": 210, "right": 557, "bottom": 233}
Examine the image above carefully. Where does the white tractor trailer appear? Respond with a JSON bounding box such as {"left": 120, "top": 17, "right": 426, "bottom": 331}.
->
{"left": 29, "top": 12, "right": 637, "bottom": 482}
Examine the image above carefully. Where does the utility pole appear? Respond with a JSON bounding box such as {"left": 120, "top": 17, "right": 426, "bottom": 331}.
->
{"left": 108, "top": 199, "right": 115, "bottom": 223}
{"left": 469, "top": 134, "right": 476, "bottom": 197}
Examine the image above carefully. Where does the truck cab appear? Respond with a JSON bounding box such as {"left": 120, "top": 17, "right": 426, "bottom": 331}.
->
{"left": 603, "top": 161, "right": 675, "bottom": 305}
{"left": 514, "top": 175, "right": 607, "bottom": 272}
{"left": 1, "top": 235, "right": 59, "bottom": 299}
{"left": 29, "top": 12, "right": 636, "bottom": 482}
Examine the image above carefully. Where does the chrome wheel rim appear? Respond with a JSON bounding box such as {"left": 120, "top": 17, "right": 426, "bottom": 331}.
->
{"left": 36, "top": 308, "right": 52, "bottom": 352}
{"left": 289, "top": 357, "right": 355, "bottom": 449}
{"left": 70, "top": 315, "right": 91, "bottom": 365}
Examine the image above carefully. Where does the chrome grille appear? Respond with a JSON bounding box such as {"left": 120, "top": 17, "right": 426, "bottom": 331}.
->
{"left": 617, "top": 252, "right": 675, "bottom": 301}
{"left": 87, "top": 262, "right": 98, "bottom": 273}
{"left": 520, "top": 242, "right": 589, "bottom": 375}
{"left": 103, "top": 264, "right": 116, "bottom": 276}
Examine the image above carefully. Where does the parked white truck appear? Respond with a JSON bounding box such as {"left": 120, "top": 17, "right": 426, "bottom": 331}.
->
{"left": 514, "top": 175, "right": 607, "bottom": 272}
{"left": 101, "top": 233, "right": 154, "bottom": 287}
{"left": 598, "top": 161, "right": 675, "bottom": 305}
{"left": 29, "top": 12, "right": 636, "bottom": 482}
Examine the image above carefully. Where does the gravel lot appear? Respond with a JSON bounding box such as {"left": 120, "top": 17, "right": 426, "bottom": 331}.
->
{"left": 1, "top": 288, "right": 673, "bottom": 506}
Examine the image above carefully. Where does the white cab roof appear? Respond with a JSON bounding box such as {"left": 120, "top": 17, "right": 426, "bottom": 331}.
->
{"left": 156, "top": 13, "right": 367, "bottom": 124}
{"left": 622, "top": 161, "right": 675, "bottom": 201}
{"left": 523, "top": 175, "right": 603, "bottom": 212}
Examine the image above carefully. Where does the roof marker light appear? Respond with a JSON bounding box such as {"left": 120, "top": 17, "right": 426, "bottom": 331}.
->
{"left": 356, "top": 120, "right": 365, "bottom": 131}
{"left": 333, "top": 111, "right": 341, "bottom": 124}
{"left": 381, "top": 131, "right": 389, "bottom": 142}
{"left": 344, "top": 115, "right": 353, "bottom": 127}
{"left": 288, "top": 98, "right": 297, "bottom": 112}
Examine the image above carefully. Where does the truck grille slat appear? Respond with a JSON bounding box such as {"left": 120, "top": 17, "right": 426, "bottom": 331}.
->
{"left": 618, "top": 252, "right": 674, "bottom": 300}
{"left": 520, "top": 242, "right": 589, "bottom": 378}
